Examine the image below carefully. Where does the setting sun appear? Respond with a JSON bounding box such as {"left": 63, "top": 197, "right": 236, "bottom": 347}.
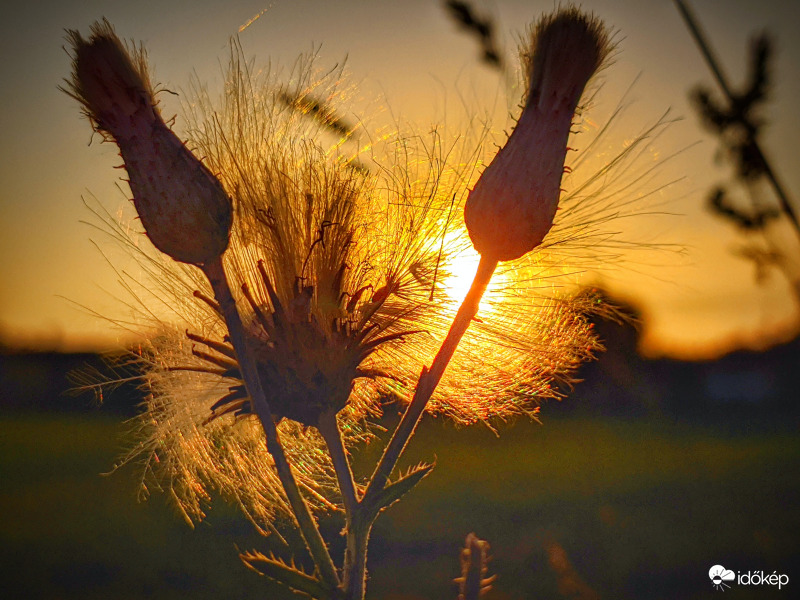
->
{"left": 443, "top": 243, "right": 481, "bottom": 305}
{"left": 443, "top": 238, "right": 510, "bottom": 314}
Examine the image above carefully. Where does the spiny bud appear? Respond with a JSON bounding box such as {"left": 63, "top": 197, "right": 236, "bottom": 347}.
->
{"left": 464, "top": 7, "right": 612, "bottom": 262}
{"left": 64, "top": 20, "right": 233, "bottom": 265}
{"left": 456, "top": 533, "right": 495, "bottom": 600}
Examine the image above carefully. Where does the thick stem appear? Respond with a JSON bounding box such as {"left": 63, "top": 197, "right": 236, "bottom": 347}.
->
{"left": 201, "top": 257, "right": 340, "bottom": 591}
{"left": 364, "top": 255, "right": 498, "bottom": 498}
{"left": 341, "top": 513, "right": 373, "bottom": 600}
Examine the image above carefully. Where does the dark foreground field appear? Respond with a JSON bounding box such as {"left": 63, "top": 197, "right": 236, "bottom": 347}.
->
{"left": 1, "top": 411, "right": 797, "bottom": 599}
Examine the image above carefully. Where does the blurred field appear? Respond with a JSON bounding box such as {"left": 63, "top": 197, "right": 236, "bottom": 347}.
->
{"left": 1, "top": 411, "right": 797, "bottom": 599}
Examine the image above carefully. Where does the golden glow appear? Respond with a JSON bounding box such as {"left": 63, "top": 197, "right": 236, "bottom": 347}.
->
{"left": 444, "top": 244, "right": 481, "bottom": 305}
{"left": 443, "top": 237, "right": 505, "bottom": 312}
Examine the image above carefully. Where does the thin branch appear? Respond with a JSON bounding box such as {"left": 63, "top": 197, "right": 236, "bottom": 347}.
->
{"left": 317, "top": 409, "right": 362, "bottom": 599}
{"left": 317, "top": 410, "right": 359, "bottom": 517}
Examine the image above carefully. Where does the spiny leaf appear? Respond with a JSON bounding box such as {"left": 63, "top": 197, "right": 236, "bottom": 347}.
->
{"left": 240, "top": 550, "right": 333, "bottom": 599}
{"left": 366, "top": 462, "right": 434, "bottom": 514}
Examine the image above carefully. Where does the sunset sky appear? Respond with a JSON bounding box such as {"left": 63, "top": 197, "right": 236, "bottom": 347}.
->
{"left": 1, "top": 0, "right": 799, "bottom": 358}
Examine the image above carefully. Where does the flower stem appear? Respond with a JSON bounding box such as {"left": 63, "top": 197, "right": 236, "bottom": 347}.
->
{"left": 364, "top": 255, "right": 498, "bottom": 498}
{"left": 337, "top": 254, "right": 497, "bottom": 600}
{"left": 341, "top": 511, "right": 373, "bottom": 600}
{"left": 317, "top": 410, "right": 363, "bottom": 598}
{"left": 201, "top": 257, "right": 340, "bottom": 591}
{"left": 317, "top": 410, "right": 359, "bottom": 517}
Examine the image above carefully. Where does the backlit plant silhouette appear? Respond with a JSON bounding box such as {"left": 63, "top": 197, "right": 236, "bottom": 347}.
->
{"left": 64, "top": 6, "right": 672, "bottom": 599}
{"left": 674, "top": 0, "right": 800, "bottom": 299}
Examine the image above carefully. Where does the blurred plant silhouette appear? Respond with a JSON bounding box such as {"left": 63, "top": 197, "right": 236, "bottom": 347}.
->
{"left": 444, "top": 1, "right": 504, "bottom": 70}
{"left": 675, "top": 0, "right": 800, "bottom": 296}
{"left": 455, "top": 533, "right": 495, "bottom": 600}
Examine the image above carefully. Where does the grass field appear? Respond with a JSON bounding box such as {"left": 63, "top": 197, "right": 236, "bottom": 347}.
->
{"left": 1, "top": 411, "right": 797, "bottom": 599}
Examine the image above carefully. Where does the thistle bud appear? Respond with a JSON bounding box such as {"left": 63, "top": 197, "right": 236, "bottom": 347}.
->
{"left": 64, "top": 20, "right": 232, "bottom": 265}
{"left": 464, "top": 8, "right": 612, "bottom": 261}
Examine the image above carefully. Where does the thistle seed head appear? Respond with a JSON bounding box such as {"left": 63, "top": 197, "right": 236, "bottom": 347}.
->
{"left": 64, "top": 20, "right": 233, "bottom": 265}
{"left": 80, "top": 22, "right": 674, "bottom": 527}
{"left": 464, "top": 7, "right": 612, "bottom": 261}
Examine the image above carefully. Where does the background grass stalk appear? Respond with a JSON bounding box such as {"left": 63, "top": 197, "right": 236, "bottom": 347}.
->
{"left": 201, "top": 257, "right": 341, "bottom": 591}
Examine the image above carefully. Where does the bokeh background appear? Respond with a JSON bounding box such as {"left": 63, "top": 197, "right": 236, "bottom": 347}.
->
{"left": 1, "top": 1, "right": 798, "bottom": 598}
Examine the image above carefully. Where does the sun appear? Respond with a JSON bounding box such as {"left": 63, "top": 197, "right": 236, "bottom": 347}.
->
{"left": 444, "top": 245, "right": 481, "bottom": 304}
{"left": 443, "top": 241, "right": 505, "bottom": 312}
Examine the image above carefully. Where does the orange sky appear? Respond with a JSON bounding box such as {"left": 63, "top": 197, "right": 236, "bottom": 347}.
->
{"left": 1, "top": 0, "right": 799, "bottom": 358}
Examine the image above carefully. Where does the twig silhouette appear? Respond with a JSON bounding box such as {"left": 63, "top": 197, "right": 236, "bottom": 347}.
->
{"left": 674, "top": 0, "right": 799, "bottom": 235}
{"left": 444, "top": 1, "right": 504, "bottom": 70}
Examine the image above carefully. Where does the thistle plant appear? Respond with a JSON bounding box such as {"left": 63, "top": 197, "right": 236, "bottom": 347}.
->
{"left": 64, "top": 7, "right": 669, "bottom": 599}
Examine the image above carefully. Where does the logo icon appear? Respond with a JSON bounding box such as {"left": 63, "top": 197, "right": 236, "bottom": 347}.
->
{"left": 709, "top": 565, "right": 735, "bottom": 591}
